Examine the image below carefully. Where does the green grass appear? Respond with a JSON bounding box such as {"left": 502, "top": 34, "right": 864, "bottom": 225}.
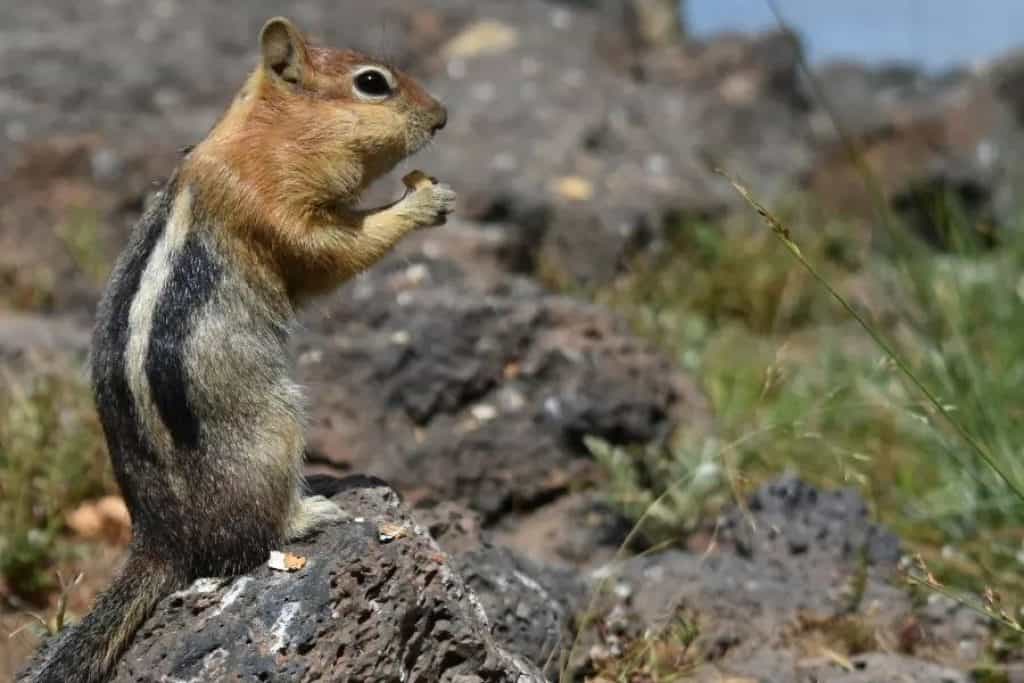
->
{"left": 592, "top": 187, "right": 1024, "bottom": 603}
{"left": 0, "top": 370, "right": 112, "bottom": 601}
{"left": 585, "top": 608, "right": 701, "bottom": 682}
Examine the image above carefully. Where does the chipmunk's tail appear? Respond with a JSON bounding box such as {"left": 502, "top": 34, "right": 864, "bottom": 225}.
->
{"left": 19, "top": 550, "right": 178, "bottom": 683}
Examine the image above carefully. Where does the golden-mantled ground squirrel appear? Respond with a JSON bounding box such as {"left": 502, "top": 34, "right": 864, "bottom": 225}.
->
{"left": 22, "top": 17, "right": 453, "bottom": 683}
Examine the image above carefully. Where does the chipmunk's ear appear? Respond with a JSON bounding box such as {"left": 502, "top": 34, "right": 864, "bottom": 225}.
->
{"left": 260, "top": 17, "right": 310, "bottom": 85}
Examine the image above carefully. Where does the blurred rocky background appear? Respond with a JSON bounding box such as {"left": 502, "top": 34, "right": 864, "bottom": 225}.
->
{"left": 4, "top": 1, "right": 1024, "bottom": 680}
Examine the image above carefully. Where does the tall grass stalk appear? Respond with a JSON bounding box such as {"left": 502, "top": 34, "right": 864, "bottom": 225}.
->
{"left": 716, "top": 169, "right": 1024, "bottom": 507}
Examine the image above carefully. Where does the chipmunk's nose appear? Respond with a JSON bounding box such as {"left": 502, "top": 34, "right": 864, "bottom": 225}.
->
{"left": 432, "top": 106, "right": 447, "bottom": 133}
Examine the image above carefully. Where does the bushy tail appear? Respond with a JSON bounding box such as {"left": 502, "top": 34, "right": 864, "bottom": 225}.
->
{"left": 19, "top": 552, "right": 178, "bottom": 683}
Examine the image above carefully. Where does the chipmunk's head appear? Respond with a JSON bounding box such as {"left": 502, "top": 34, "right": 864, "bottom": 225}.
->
{"left": 203, "top": 17, "right": 447, "bottom": 210}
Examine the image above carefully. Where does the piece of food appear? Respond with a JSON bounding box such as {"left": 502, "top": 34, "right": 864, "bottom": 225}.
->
{"left": 268, "top": 550, "right": 307, "bottom": 572}
{"left": 402, "top": 170, "right": 436, "bottom": 192}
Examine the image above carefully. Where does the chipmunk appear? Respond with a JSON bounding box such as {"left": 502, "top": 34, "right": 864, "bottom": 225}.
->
{"left": 22, "top": 17, "right": 453, "bottom": 683}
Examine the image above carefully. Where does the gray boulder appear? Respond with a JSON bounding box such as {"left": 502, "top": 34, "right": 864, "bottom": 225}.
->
{"left": 88, "top": 477, "right": 549, "bottom": 682}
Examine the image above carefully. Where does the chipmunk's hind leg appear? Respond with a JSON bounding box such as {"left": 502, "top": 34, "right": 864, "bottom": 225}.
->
{"left": 285, "top": 492, "right": 350, "bottom": 541}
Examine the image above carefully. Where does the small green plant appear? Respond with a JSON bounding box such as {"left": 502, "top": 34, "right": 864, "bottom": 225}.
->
{"left": 719, "top": 170, "right": 1024, "bottom": 503}
{"left": 0, "top": 369, "right": 112, "bottom": 601}
{"left": 584, "top": 435, "right": 724, "bottom": 545}
{"left": 7, "top": 571, "right": 84, "bottom": 639}
{"left": 55, "top": 206, "right": 111, "bottom": 287}
{"left": 725, "top": 173, "right": 1024, "bottom": 597}
{"left": 586, "top": 609, "right": 702, "bottom": 683}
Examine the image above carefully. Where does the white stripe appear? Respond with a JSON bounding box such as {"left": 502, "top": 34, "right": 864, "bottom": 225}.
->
{"left": 125, "top": 188, "right": 193, "bottom": 451}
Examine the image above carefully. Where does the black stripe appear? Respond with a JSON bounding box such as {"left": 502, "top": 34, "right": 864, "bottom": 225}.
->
{"left": 92, "top": 184, "right": 174, "bottom": 479}
{"left": 145, "top": 232, "right": 222, "bottom": 450}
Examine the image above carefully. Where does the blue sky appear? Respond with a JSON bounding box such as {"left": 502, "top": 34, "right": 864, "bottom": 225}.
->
{"left": 687, "top": 0, "right": 1024, "bottom": 71}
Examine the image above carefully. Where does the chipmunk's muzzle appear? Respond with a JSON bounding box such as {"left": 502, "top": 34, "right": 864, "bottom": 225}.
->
{"left": 431, "top": 106, "right": 447, "bottom": 133}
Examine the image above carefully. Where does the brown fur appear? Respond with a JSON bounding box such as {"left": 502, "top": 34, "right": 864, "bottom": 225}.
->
{"left": 182, "top": 18, "right": 447, "bottom": 300}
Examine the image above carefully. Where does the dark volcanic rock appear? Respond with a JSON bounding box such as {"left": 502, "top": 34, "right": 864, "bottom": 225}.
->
{"left": 454, "top": 545, "right": 580, "bottom": 677}
{"left": 26, "top": 478, "right": 551, "bottom": 683}
{"left": 720, "top": 473, "right": 903, "bottom": 567}
{"left": 25, "top": 481, "right": 585, "bottom": 683}
{"left": 569, "top": 476, "right": 976, "bottom": 682}
{"left": 296, "top": 224, "right": 697, "bottom": 539}
{"left": 419, "top": 502, "right": 586, "bottom": 678}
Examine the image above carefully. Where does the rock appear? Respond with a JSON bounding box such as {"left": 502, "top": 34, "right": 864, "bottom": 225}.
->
{"left": 25, "top": 477, "right": 550, "bottom": 682}
{"left": 0, "top": 0, "right": 820, "bottom": 300}
{"left": 566, "top": 476, "right": 978, "bottom": 682}
{"left": 634, "top": 29, "right": 808, "bottom": 109}
{"left": 420, "top": 2, "right": 815, "bottom": 286}
{"left": 720, "top": 473, "right": 903, "bottom": 567}
{"left": 14, "top": 474, "right": 1000, "bottom": 681}
{"left": 419, "top": 501, "right": 586, "bottom": 678}
{"left": 984, "top": 48, "right": 1024, "bottom": 126}
{"left": 454, "top": 545, "right": 580, "bottom": 677}
{"left": 296, "top": 224, "right": 698, "bottom": 549}
{"left": 489, "top": 492, "right": 634, "bottom": 569}
{"left": 808, "top": 60, "right": 1024, "bottom": 242}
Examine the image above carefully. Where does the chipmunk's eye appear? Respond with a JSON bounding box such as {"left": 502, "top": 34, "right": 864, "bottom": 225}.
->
{"left": 354, "top": 69, "right": 393, "bottom": 99}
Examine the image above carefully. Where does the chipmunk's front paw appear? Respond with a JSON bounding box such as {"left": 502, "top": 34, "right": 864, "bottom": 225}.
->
{"left": 405, "top": 182, "right": 456, "bottom": 229}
